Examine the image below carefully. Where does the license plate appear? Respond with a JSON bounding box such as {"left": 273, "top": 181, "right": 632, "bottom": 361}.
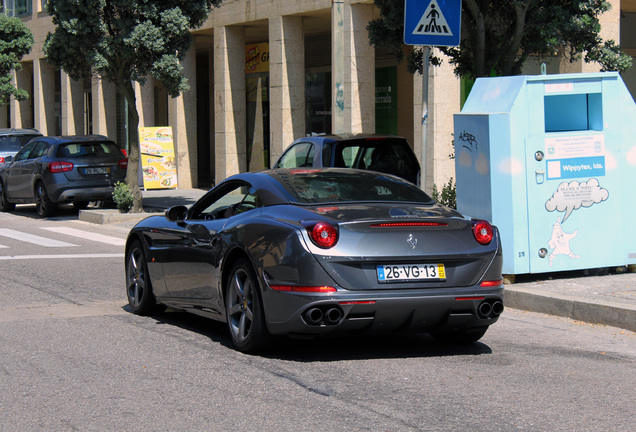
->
{"left": 83, "top": 167, "right": 110, "bottom": 175}
{"left": 377, "top": 263, "right": 446, "bottom": 282}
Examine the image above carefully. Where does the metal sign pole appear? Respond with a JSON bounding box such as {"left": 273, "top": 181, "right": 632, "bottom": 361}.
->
{"left": 420, "top": 46, "right": 430, "bottom": 190}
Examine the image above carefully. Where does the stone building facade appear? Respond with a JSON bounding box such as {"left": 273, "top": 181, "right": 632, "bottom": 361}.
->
{"left": 1, "top": 0, "right": 634, "bottom": 191}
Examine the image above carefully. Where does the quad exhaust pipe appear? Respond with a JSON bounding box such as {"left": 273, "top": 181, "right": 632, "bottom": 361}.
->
{"left": 478, "top": 300, "right": 504, "bottom": 319}
{"left": 303, "top": 306, "right": 343, "bottom": 326}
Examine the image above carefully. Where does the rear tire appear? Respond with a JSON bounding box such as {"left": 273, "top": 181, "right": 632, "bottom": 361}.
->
{"left": 431, "top": 326, "right": 489, "bottom": 344}
{"left": 225, "top": 258, "right": 270, "bottom": 353}
{"left": 126, "top": 240, "right": 163, "bottom": 315}
{"left": 35, "top": 182, "right": 56, "bottom": 217}
{"left": 0, "top": 180, "right": 15, "bottom": 212}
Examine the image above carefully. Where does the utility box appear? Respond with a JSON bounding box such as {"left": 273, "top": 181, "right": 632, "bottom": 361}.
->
{"left": 454, "top": 72, "right": 636, "bottom": 275}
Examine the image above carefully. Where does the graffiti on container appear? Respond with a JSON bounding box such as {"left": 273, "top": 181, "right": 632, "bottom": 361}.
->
{"left": 458, "top": 130, "right": 478, "bottom": 152}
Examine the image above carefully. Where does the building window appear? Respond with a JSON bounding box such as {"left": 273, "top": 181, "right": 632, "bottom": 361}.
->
{"left": 2, "top": 0, "right": 32, "bottom": 17}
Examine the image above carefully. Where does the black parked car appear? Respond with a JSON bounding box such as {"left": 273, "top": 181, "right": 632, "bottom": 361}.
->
{"left": 0, "top": 135, "right": 128, "bottom": 217}
{"left": 273, "top": 134, "right": 421, "bottom": 185}
{"left": 125, "top": 169, "right": 503, "bottom": 353}
{"left": 0, "top": 128, "right": 42, "bottom": 166}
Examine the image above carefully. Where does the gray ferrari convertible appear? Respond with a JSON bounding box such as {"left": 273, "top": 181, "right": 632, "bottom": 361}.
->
{"left": 125, "top": 169, "right": 503, "bottom": 352}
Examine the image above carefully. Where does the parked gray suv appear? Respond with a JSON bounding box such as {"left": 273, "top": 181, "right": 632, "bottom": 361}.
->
{"left": 0, "top": 135, "right": 128, "bottom": 217}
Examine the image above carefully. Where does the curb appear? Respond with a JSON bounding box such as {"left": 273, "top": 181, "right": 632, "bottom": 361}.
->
{"left": 78, "top": 209, "right": 154, "bottom": 225}
{"left": 505, "top": 286, "right": 636, "bottom": 332}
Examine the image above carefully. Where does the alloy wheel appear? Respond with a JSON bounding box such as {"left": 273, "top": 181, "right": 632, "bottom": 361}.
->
{"left": 227, "top": 268, "right": 255, "bottom": 342}
{"left": 126, "top": 247, "right": 146, "bottom": 310}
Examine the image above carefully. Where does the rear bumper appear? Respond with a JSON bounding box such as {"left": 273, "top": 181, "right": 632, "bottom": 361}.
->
{"left": 263, "top": 285, "right": 504, "bottom": 337}
{"left": 53, "top": 186, "right": 115, "bottom": 203}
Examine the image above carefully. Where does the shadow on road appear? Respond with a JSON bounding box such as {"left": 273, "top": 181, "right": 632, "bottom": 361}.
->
{"left": 143, "top": 308, "right": 493, "bottom": 361}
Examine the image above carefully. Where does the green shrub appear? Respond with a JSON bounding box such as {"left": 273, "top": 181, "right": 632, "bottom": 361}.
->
{"left": 112, "top": 181, "right": 134, "bottom": 212}
{"left": 432, "top": 177, "right": 456, "bottom": 209}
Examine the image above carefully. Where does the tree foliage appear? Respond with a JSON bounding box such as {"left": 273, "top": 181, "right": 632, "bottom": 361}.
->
{"left": 0, "top": 14, "right": 34, "bottom": 106}
{"left": 43, "top": 0, "right": 221, "bottom": 211}
{"left": 368, "top": 0, "right": 632, "bottom": 78}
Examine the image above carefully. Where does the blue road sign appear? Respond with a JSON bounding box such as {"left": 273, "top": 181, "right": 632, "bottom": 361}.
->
{"left": 404, "top": 0, "right": 461, "bottom": 47}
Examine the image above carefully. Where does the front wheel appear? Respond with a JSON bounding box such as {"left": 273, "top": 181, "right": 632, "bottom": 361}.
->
{"left": 431, "top": 326, "right": 489, "bottom": 344}
{"left": 35, "top": 182, "right": 56, "bottom": 217}
{"left": 0, "top": 180, "right": 15, "bottom": 212}
{"left": 225, "top": 258, "right": 269, "bottom": 353}
{"left": 126, "top": 240, "right": 162, "bottom": 315}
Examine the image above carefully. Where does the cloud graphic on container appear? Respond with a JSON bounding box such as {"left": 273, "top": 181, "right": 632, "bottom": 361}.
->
{"left": 545, "top": 179, "right": 609, "bottom": 223}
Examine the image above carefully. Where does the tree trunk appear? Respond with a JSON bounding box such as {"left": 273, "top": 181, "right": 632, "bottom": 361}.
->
{"left": 464, "top": 0, "right": 487, "bottom": 78}
{"left": 121, "top": 81, "right": 144, "bottom": 213}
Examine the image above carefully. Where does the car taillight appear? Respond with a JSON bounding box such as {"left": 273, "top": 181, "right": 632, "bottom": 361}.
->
{"left": 119, "top": 159, "right": 128, "bottom": 169}
{"left": 310, "top": 222, "right": 338, "bottom": 248}
{"left": 120, "top": 149, "right": 128, "bottom": 157}
{"left": 48, "top": 161, "right": 74, "bottom": 173}
{"left": 472, "top": 220, "right": 494, "bottom": 245}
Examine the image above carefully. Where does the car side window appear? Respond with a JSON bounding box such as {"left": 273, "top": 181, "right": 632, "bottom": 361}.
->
{"left": 189, "top": 182, "right": 260, "bottom": 220}
{"left": 276, "top": 142, "right": 314, "bottom": 168}
{"left": 31, "top": 142, "right": 49, "bottom": 159}
{"left": 13, "top": 142, "right": 36, "bottom": 162}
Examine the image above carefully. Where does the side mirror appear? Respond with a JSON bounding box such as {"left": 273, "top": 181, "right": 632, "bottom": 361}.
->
{"left": 165, "top": 205, "right": 188, "bottom": 222}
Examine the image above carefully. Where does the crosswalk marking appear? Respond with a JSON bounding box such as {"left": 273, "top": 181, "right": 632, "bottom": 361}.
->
{"left": 0, "top": 228, "right": 78, "bottom": 247}
{"left": 41, "top": 227, "right": 126, "bottom": 246}
{"left": 0, "top": 253, "right": 123, "bottom": 261}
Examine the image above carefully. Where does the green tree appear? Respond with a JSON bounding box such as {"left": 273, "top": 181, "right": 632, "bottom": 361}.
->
{"left": 368, "top": 0, "right": 632, "bottom": 78}
{"left": 43, "top": 0, "right": 221, "bottom": 212}
{"left": 0, "top": 14, "right": 35, "bottom": 106}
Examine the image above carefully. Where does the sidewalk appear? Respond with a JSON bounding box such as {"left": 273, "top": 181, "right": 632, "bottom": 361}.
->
{"left": 79, "top": 188, "right": 636, "bottom": 333}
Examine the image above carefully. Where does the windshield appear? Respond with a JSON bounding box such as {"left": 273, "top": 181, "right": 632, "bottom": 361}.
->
{"left": 0, "top": 135, "right": 40, "bottom": 152}
{"left": 272, "top": 169, "right": 433, "bottom": 204}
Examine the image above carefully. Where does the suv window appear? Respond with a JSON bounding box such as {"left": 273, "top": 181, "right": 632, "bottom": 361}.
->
{"left": 32, "top": 141, "right": 50, "bottom": 159}
{"left": 335, "top": 141, "right": 419, "bottom": 184}
{"left": 13, "top": 142, "right": 36, "bottom": 162}
{"left": 276, "top": 142, "right": 314, "bottom": 168}
{"left": 56, "top": 141, "right": 122, "bottom": 158}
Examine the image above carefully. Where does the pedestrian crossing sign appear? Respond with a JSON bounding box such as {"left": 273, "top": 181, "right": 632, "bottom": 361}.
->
{"left": 404, "top": 0, "right": 461, "bottom": 47}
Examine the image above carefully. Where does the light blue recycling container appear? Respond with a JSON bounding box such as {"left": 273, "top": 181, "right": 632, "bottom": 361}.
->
{"left": 453, "top": 72, "right": 636, "bottom": 275}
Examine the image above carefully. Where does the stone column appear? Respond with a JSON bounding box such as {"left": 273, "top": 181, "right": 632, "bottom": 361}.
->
{"left": 60, "top": 72, "right": 84, "bottom": 134}
{"left": 91, "top": 75, "right": 117, "bottom": 139}
{"left": 429, "top": 51, "right": 460, "bottom": 189}
{"left": 269, "top": 15, "right": 305, "bottom": 165}
{"left": 413, "top": 49, "right": 460, "bottom": 193}
{"left": 332, "top": 0, "right": 346, "bottom": 133}
{"left": 33, "top": 59, "right": 57, "bottom": 135}
{"left": 10, "top": 65, "right": 34, "bottom": 128}
{"left": 214, "top": 25, "right": 246, "bottom": 183}
{"left": 333, "top": 1, "right": 375, "bottom": 134}
{"left": 208, "top": 50, "right": 216, "bottom": 183}
{"left": 169, "top": 48, "right": 198, "bottom": 188}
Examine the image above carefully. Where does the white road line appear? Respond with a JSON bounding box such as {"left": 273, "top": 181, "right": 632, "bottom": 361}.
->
{"left": 0, "top": 253, "right": 123, "bottom": 260}
{"left": 0, "top": 228, "right": 78, "bottom": 247}
{"left": 41, "top": 227, "right": 126, "bottom": 246}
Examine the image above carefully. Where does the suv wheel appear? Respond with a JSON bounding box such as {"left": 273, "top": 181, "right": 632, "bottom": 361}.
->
{"left": 35, "top": 182, "right": 56, "bottom": 217}
{"left": 0, "top": 180, "right": 15, "bottom": 212}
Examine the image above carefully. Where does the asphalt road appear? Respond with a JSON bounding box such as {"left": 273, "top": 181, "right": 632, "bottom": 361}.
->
{"left": 1, "top": 208, "right": 635, "bottom": 431}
